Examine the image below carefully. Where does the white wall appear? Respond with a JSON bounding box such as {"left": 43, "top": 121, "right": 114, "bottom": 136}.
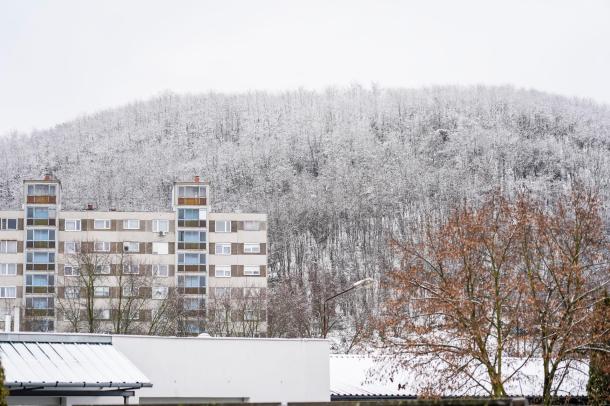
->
{"left": 113, "top": 335, "right": 330, "bottom": 403}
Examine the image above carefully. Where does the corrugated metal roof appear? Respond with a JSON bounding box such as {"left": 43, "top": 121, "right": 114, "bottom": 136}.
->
{"left": 0, "top": 336, "right": 151, "bottom": 390}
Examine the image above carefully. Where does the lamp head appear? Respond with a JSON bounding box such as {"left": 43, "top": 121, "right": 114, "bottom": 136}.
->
{"left": 352, "top": 277, "right": 374, "bottom": 288}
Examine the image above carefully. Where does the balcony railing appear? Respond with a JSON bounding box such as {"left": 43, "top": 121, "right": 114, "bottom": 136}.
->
{"left": 26, "top": 241, "right": 56, "bottom": 249}
{"left": 177, "top": 219, "right": 207, "bottom": 228}
{"left": 26, "top": 263, "right": 55, "bottom": 271}
{"left": 177, "top": 287, "right": 207, "bottom": 295}
{"left": 26, "top": 285, "right": 55, "bottom": 294}
{"left": 177, "top": 264, "right": 206, "bottom": 273}
{"left": 26, "top": 218, "right": 56, "bottom": 226}
{"left": 177, "top": 242, "right": 206, "bottom": 250}
{"left": 25, "top": 308, "right": 55, "bottom": 317}
{"left": 26, "top": 196, "right": 56, "bottom": 204}
{"left": 177, "top": 197, "right": 207, "bottom": 206}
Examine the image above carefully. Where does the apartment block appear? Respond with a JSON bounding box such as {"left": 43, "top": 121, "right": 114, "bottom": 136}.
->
{"left": 0, "top": 175, "right": 268, "bottom": 336}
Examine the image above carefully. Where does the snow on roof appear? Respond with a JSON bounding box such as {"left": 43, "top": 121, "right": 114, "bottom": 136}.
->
{"left": 330, "top": 354, "right": 589, "bottom": 398}
{"left": 0, "top": 333, "right": 151, "bottom": 390}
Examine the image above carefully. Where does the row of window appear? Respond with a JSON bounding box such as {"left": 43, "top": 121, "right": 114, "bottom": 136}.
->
{"left": 214, "top": 265, "right": 261, "bottom": 277}
{"left": 27, "top": 184, "right": 57, "bottom": 196}
{"left": 63, "top": 219, "right": 171, "bottom": 232}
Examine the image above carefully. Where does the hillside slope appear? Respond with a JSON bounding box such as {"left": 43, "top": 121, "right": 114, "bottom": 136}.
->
{"left": 1, "top": 85, "right": 609, "bottom": 340}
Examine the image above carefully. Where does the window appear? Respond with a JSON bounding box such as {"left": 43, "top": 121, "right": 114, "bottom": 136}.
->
{"left": 123, "top": 242, "right": 140, "bottom": 252}
{"left": 94, "top": 219, "right": 111, "bottom": 230}
{"left": 215, "top": 265, "right": 231, "bottom": 277}
{"left": 178, "top": 231, "right": 206, "bottom": 243}
{"left": 64, "top": 219, "right": 81, "bottom": 231}
{"left": 152, "top": 220, "right": 169, "bottom": 233}
{"left": 152, "top": 286, "right": 168, "bottom": 300}
{"left": 0, "top": 287, "right": 16, "bottom": 298}
{"left": 215, "top": 220, "right": 231, "bottom": 233}
{"left": 95, "top": 265, "right": 111, "bottom": 274}
{"left": 27, "top": 229, "right": 55, "bottom": 241}
{"left": 178, "top": 253, "right": 206, "bottom": 265}
{"left": 214, "top": 287, "right": 231, "bottom": 297}
{"left": 178, "top": 208, "right": 207, "bottom": 220}
{"left": 243, "top": 221, "right": 260, "bottom": 231}
{"left": 244, "top": 309, "right": 259, "bottom": 321}
{"left": 123, "top": 219, "right": 140, "bottom": 230}
{"left": 27, "top": 207, "right": 56, "bottom": 219}
{"left": 244, "top": 243, "right": 261, "bottom": 254}
{"left": 215, "top": 243, "right": 231, "bottom": 255}
{"left": 0, "top": 264, "right": 17, "bottom": 276}
{"left": 0, "top": 241, "right": 17, "bottom": 253}
{"left": 244, "top": 287, "right": 261, "bottom": 297}
{"left": 122, "top": 264, "right": 139, "bottom": 274}
{"left": 122, "top": 286, "right": 139, "bottom": 297}
{"left": 94, "top": 241, "right": 110, "bottom": 252}
{"left": 95, "top": 309, "right": 111, "bottom": 320}
{"left": 178, "top": 185, "right": 206, "bottom": 198}
{"left": 27, "top": 297, "right": 53, "bottom": 309}
{"left": 65, "top": 286, "right": 80, "bottom": 299}
{"left": 27, "top": 184, "right": 56, "bottom": 196}
{"left": 27, "top": 252, "right": 54, "bottom": 264}
{"left": 64, "top": 265, "right": 80, "bottom": 276}
{"left": 178, "top": 275, "right": 206, "bottom": 288}
{"left": 183, "top": 297, "right": 204, "bottom": 310}
{"left": 152, "top": 264, "right": 169, "bottom": 277}
{"left": 152, "top": 242, "right": 168, "bottom": 255}
{"left": 94, "top": 286, "right": 110, "bottom": 297}
{"left": 26, "top": 274, "right": 54, "bottom": 293}
{"left": 244, "top": 266, "right": 261, "bottom": 276}
{"left": 64, "top": 241, "right": 79, "bottom": 254}
{"left": 0, "top": 219, "right": 18, "bottom": 230}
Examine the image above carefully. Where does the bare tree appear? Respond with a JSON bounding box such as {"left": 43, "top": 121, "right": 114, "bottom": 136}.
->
{"left": 207, "top": 286, "right": 267, "bottom": 337}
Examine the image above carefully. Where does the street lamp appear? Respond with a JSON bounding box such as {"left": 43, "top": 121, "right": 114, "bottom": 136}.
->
{"left": 322, "top": 277, "right": 374, "bottom": 338}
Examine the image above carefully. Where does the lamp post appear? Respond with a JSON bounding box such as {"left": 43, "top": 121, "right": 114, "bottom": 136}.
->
{"left": 322, "top": 277, "right": 374, "bottom": 338}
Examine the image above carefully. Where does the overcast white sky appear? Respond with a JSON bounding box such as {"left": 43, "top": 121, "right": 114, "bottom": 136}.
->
{"left": 1, "top": 0, "right": 609, "bottom": 134}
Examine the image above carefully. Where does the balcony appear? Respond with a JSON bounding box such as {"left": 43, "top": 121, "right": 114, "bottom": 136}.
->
{"left": 25, "top": 308, "right": 55, "bottom": 317}
{"left": 26, "top": 285, "right": 55, "bottom": 294}
{"left": 26, "top": 263, "right": 55, "bottom": 271}
{"left": 177, "top": 242, "right": 206, "bottom": 250}
{"left": 177, "top": 264, "right": 206, "bottom": 273}
{"left": 177, "top": 287, "right": 207, "bottom": 295}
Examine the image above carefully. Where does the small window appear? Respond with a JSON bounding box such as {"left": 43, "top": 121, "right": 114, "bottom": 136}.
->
{"left": 94, "top": 241, "right": 110, "bottom": 252}
{"left": 244, "top": 287, "right": 261, "bottom": 297}
{"left": 64, "top": 241, "right": 80, "bottom": 254}
{"left": 64, "top": 266, "right": 80, "bottom": 276}
{"left": 64, "top": 219, "right": 81, "bottom": 231}
{"left": 0, "top": 219, "right": 18, "bottom": 230}
{"left": 95, "top": 309, "right": 111, "bottom": 320}
{"left": 123, "top": 264, "right": 139, "bottom": 274}
{"left": 153, "top": 264, "right": 169, "bottom": 277}
{"left": 122, "top": 286, "right": 139, "bottom": 297}
{"left": 244, "top": 309, "right": 259, "bottom": 321}
{"left": 94, "top": 219, "right": 111, "bottom": 230}
{"left": 152, "top": 286, "right": 168, "bottom": 300}
{"left": 0, "top": 263, "right": 17, "bottom": 276}
{"left": 244, "top": 266, "right": 261, "bottom": 276}
{"left": 183, "top": 297, "right": 204, "bottom": 310}
{"left": 244, "top": 243, "right": 261, "bottom": 254}
{"left": 215, "top": 265, "right": 231, "bottom": 277}
{"left": 94, "top": 286, "right": 110, "bottom": 297}
{"left": 243, "top": 221, "right": 260, "bottom": 231}
{"left": 215, "top": 243, "right": 231, "bottom": 255}
{"left": 152, "top": 220, "right": 169, "bottom": 233}
{"left": 215, "top": 220, "right": 231, "bottom": 233}
{"left": 95, "top": 265, "right": 111, "bottom": 274}
{"left": 152, "top": 242, "right": 168, "bottom": 255}
{"left": 0, "top": 241, "right": 17, "bottom": 253}
{"left": 123, "top": 219, "right": 140, "bottom": 230}
{"left": 0, "top": 286, "right": 17, "bottom": 298}
{"left": 214, "top": 287, "right": 231, "bottom": 297}
{"left": 123, "top": 242, "right": 140, "bottom": 252}
{"left": 65, "top": 286, "right": 80, "bottom": 299}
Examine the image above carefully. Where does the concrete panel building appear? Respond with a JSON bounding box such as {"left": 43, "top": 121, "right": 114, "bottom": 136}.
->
{"left": 0, "top": 175, "right": 268, "bottom": 336}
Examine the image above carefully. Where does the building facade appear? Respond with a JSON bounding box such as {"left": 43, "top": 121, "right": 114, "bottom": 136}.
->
{"left": 0, "top": 176, "right": 268, "bottom": 335}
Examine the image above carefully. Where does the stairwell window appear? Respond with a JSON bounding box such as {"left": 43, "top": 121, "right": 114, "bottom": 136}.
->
{"left": 65, "top": 219, "right": 81, "bottom": 231}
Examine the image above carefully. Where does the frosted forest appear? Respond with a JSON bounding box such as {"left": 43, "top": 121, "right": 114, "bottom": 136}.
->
{"left": 1, "top": 85, "right": 609, "bottom": 350}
